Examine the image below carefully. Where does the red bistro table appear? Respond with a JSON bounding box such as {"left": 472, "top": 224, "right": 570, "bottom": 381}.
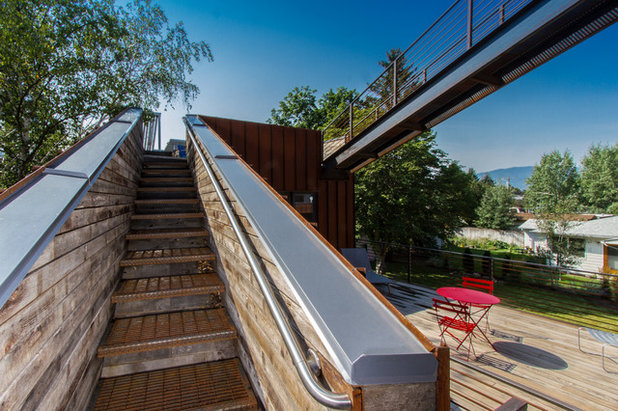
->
{"left": 436, "top": 287, "right": 500, "bottom": 352}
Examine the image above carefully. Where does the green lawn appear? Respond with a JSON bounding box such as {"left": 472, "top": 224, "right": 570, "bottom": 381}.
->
{"left": 383, "top": 261, "right": 618, "bottom": 333}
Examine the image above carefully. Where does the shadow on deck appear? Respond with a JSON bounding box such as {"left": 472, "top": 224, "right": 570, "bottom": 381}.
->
{"left": 384, "top": 281, "right": 618, "bottom": 411}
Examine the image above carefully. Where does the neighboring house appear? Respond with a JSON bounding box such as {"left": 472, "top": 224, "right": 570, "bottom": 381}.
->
{"left": 519, "top": 215, "right": 618, "bottom": 273}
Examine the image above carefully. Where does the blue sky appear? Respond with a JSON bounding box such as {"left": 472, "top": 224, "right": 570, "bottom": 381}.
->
{"left": 156, "top": 0, "right": 618, "bottom": 173}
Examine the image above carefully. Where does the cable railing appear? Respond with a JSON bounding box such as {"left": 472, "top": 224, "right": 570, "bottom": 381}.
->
{"left": 183, "top": 117, "right": 353, "bottom": 409}
{"left": 322, "top": 0, "right": 533, "bottom": 152}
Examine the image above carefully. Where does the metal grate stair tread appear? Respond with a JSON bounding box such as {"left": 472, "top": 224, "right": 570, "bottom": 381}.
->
{"left": 120, "top": 247, "right": 215, "bottom": 266}
{"left": 126, "top": 228, "right": 209, "bottom": 240}
{"left": 140, "top": 177, "right": 194, "bottom": 183}
{"left": 98, "top": 309, "right": 236, "bottom": 357}
{"left": 137, "top": 186, "right": 197, "bottom": 192}
{"left": 134, "top": 198, "right": 199, "bottom": 205}
{"left": 93, "top": 359, "right": 258, "bottom": 410}
{"left": 130, "top": 212, "right": 204, "bottom": 220}
{"left": 143, "top": 162, "right": 189, "bottom": 169}
{"left": 112, "top": 274, "right": 223, "bottom": 303}
{"left": 142, "top": 169, "right": 192, "bottom": 176}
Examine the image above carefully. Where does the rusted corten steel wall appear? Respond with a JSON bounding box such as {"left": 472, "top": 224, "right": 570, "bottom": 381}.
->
{"left": 200, "top": 115, "right": 354, "bottom": 250}
{"left": 0, "top": 126, "right": 143, "bottom": 409}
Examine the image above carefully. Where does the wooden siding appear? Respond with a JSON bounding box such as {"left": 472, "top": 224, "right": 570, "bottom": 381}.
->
{"left": 200, "top": 115, "right": 354, "bottom": 250}
{"left": 187, "top": 135, "right": 436, "bottom": 410}
{"left": 0, "top": 127, "right": 143, "bottom": 410}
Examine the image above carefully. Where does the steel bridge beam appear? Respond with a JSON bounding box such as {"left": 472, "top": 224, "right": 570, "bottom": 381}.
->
{"left": 324, "top": 0, "right": 618, "bottom": 172}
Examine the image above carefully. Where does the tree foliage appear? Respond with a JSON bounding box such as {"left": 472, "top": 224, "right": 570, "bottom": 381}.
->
{"left": 355, "top": 132, "right": 475, "bottom": 273}
{"left": 267, "top": 86, "right": 356, "bottom": 130}
{"left": 580, "top": 143, "right": 618, "bottom": 214}
{"left": 0, "top": 0, "right": 212, "bottom": 187}
{"left": 474, "top": 185, "right": 515, "bottom": 230}
{"left": 525, "top": 150, "right": 581, "bottom": 267}
{"left": 525, "top": 150, "right": 580, "bottom": 213}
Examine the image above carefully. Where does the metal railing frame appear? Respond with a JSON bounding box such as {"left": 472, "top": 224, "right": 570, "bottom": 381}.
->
{"left": 184, "top": 119, "right": 353, "bottom": 409}
{"left": 322, "top": 0, "right": 532, "bottom": 149}
{"left": 0, "top": 108, "right": 144, "bottom": 310}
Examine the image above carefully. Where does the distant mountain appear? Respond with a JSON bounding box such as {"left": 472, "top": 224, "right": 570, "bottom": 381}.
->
{"left": 477, "top": 166, "right": 533, "bottom": 190}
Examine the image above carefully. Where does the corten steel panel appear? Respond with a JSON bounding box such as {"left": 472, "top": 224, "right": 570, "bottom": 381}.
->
{"left": 306, "top": 130, "right": 319, "bottom": 190}
{"left": 231, "top": 120, "right": 246, "bottom": 158}
{"left": 271, "top": 126, "right": 284, "bottom": 189}
{"left": 258, "top": 124, "right": 272, "bottom": 183}
{"left": 245, "top": 122, "right": 259, "bottom": 170}
{"left": 198, "top": 115, "right": 355, "bottom": 250}
{"left": 283, "top": 127, "right": 296, "bottom": 191}
{"left": 337, "top": 181, "right": 347, "bottom": 249}
{"left": 218, "top": 118, "right": 232, "bottom": 146}
{"left": 327, "top": 181, "right": 337, "bottom": 245}
{"left": 295, "top": 130, "right": 306, "bottom": 191}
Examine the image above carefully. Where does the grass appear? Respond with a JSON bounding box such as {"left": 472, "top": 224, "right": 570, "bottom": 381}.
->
{"left": 383, "top": 261, "right": 618, "bottom": 333}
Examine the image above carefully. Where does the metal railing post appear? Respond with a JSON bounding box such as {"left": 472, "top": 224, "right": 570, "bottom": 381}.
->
{"left": 393, "top": 59, "right": 398, "bottom": 107}
{"left": 467, "top": 0, "right": 474, "bottom": 49}
{"left": 499, "top": 4, "right": 505, "bottom": 25}
{"left": 348, "top": 103, "right": 354, "bottom": 142}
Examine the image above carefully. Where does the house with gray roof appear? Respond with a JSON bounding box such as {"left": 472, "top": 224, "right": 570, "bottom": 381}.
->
{"left": 519, "top": 215, "right": 618, "bottom": 273}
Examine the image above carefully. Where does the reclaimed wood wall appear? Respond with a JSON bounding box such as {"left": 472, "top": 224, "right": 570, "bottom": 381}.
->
{"left": 0, "top": 126, "right": 143, "bottom": 409}
{"left": 200, "top": 115, "right": 354, "bottom": 250}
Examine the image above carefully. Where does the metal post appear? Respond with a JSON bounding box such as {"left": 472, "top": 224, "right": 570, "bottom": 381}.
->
{"left": 423, "top": 68, "right": 427, "bottom": 83}
{"left": 157, "top": 113, "right": 162, "bottom": 151}
{"left": 393, "top": 59, "right": 398, "bottom": 107}
{"left": 467, "top": 0, "right": 473, "bottom": 49}
{"left": 499, "top": 4, "right": 505, "bottom": 24}
{"left": 348, "top": 103, "right": 353, "bottom": 142}
{"left": 490, "top": 258, "right": 494, "bottom": 282}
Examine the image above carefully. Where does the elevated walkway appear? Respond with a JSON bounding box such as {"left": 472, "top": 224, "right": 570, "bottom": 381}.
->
{"left": 323, "top": 0, "right": 618, "bottom": 171}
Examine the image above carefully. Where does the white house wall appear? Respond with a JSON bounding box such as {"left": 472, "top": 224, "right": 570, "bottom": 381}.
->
{"left": 578, "top": 240, "right": 604, "bottom": 273}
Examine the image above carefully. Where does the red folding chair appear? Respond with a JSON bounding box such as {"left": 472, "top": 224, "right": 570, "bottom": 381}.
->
{"left": 462, "top": 276, "right": 494, "bottom": 332}
{"left": 433, "top": 298, "right": 477, "bottom": 360}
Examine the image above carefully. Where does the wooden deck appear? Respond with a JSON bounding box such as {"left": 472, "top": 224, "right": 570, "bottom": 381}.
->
{"left": 384, "top": 282, "right": 617, "bottom": 410}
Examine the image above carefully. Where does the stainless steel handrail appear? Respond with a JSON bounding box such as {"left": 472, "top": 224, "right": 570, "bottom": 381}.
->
{"left": 184, "top": 118, "right": 353, "bottom": 409}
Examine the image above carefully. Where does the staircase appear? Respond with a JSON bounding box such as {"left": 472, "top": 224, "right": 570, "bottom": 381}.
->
{"left": 91, "top": 152, "right": 258, "bottom": 410}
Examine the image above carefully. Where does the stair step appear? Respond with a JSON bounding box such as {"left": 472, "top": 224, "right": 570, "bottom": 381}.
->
{"left": 120, "top": 247, "right": 215, "bottom": 267}
{"left": 125, "top": 228, "right": 209, "bottom": 241}
{"left": 139, "top": 177, "right": 194, "bottom": 183}
{"left": 98, "top": 309, "right": 236, "bottom": 358}
{"left": 142, "top": 169, "right": 191, "bottom": 176}
{"left": 136, "top": 186, "right": 196, "bottom": 193}
{"left": 143, "top": 162, "right": 188, "bottom": 169}
{"left": 93, "top": 360, "right": 258, "bottom": 411}
{"left": 130, "top": 212, "right": 204, "bottom": 220}
{"left": 112, "top": 274, "right": 223, "bottom": 303}
{"left": 134, "top": 198, "right": 199, "bottom": 205}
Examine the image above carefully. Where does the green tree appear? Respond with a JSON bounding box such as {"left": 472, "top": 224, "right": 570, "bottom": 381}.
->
{"left": 525, "top": 150, "right": 581, "bottom": 267}
{"left": 474, "top": 185, "right": 515, "bottom": 230}
{"left": 525, "top": 150, "right": 580, "bottom": 213}
{"left": 580, "top": 143, "right": 618, "bottom": 214}
{"left": 268, "top": 86, "right": 357, "bottom": 130}
{"left": 355, "top": 132, "right": 474, "bottom": 273}
{"left": 0, "top": 0, "right": 212, "bottom": 187}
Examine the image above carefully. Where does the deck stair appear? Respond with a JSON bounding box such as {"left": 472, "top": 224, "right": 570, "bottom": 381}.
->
{"left": 91, "top": 154, "right": 258, "bottom": 410}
